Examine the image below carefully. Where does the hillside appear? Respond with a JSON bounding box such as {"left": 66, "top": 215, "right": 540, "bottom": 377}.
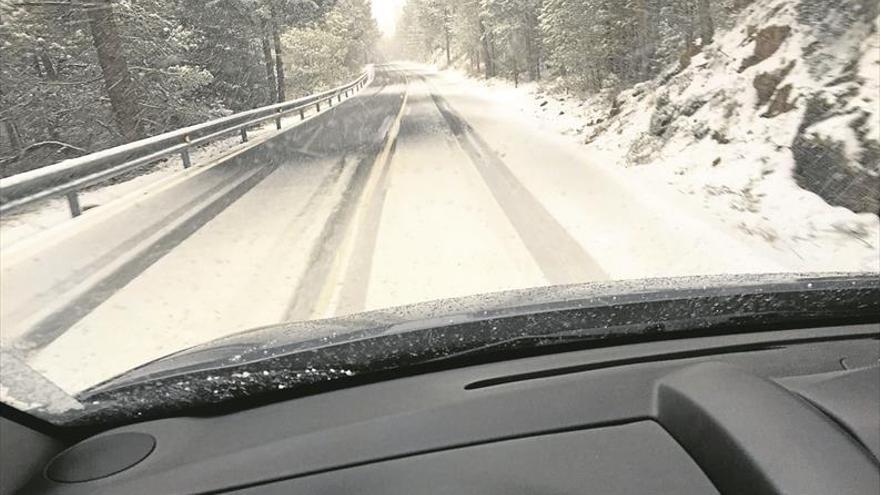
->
{"left": 446, "top": 0, "right": 880, "bottom": 271}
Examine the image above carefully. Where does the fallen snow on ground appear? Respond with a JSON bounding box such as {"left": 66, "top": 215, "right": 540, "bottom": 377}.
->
{"left": 437, "top": 0, "right": 880, "bottom": 273}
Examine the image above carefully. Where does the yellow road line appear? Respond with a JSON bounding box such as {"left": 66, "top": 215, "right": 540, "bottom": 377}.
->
{"left": 310, "top": 79, "right": 409, "bottom": 320}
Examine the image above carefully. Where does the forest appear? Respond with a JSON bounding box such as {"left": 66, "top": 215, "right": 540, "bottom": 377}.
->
{"left": 0, "top": 0, "right": 380, "bottom": 176}
{"left": 392, "top": 0, "right": 751, "bottom": 89}
{"left": 3, "top": 0, "right": 877, "bottom": 219}
{"left": 391, "top": 0, "right": 879, "bottom": 216}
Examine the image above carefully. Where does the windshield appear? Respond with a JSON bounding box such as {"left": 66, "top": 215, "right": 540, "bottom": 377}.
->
{"left": 1, "top": 0, "right": 878, "bottom": 426}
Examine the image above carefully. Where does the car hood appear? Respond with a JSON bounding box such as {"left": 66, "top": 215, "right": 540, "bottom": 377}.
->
{"left": 94, "top": 272, "right": 877, "bottom": 383}
{"left": 32, "top": 272, "right": 879, "bottom": 428}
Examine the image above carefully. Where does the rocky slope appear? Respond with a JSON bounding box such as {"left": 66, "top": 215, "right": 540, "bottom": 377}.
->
{"left": 572, "top": 0, "right": 879, "bottom": 270}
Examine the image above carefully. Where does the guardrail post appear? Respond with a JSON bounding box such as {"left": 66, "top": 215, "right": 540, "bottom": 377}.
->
{"left": 180, "top": 148, "right": 192, "bottom": 169}
{"left": 66, "top": 191, "right": 82, "bottom": 217}
{"left": 0, "top": 72, "right": 371, "bottom": 218}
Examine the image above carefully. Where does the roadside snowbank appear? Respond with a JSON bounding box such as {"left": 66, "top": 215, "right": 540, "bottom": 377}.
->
{"left": 437, "top": 0, "right": 879, "bottom": 272}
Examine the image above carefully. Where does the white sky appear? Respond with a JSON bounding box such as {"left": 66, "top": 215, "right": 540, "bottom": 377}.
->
{"left": 371, "top": 0, "right": 405, "bottom": 37}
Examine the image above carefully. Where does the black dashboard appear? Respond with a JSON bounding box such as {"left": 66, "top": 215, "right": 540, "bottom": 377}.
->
{"left": 6, "top": 323, "right": 880, "bottom": 494}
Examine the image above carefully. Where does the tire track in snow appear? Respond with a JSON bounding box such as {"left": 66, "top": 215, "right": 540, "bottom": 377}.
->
{"left": 284, "top": 75, "right": 409, "bottom": 321}
{"left": 416, "top": 72, "right": 608, "bottom": 284}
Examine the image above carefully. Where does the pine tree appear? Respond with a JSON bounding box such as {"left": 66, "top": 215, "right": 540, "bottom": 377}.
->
{"left": 1, "top": 0, "right": 378, "bottom": 176}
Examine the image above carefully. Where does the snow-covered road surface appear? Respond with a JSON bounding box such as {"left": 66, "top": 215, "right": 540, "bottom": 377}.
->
{"left": 3, "top": 64, "right": 789, "bottom": 393}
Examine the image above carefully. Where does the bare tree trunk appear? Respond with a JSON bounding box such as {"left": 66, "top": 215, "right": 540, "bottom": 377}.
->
{"left": 534, "top": 18, "right": 542, "bottom": 80}
{"left": 677, "top": 0, "right": 698, "bottom": 69}
{"left": 489, "top": 38, "right": 497, "bottom": 77}
{"left": 479, "top": 20, "right": 494, "bottom": 78}
{"left": 512, "top": 58, "right": 519, "bottom": 87}
{"left": 272, "top": 26, "right": 285, "bottom": 102}
{"left": 535, "top": 45, "right": 541, "bottom": 80}
{"left": 443, "top": 7, "right": 451, "bottom": 66}
{"left": 444, "top": 27, "right": 451, "bottom": 65}
{"left": 634, "top": 0, "right": 655, "bottom": 79}
{"left": 2, "top": 120, "right": 22, "bottom": 154}
{"left": 698, "top": 0, "right": 715, "bottom": 44}
{"left": 39, "top": 52, "right": 58, "bottom": 80}
{"left": 261, "top": 33, "right": 277, "bottom": 104}
{"left": 524, "top": 29, "right": 534, "bottom": 80}
{"left": 32, "top": 55, "right": 44, "bottom": 78}
{"left": 29, "top": 55, "right": 63, "bottom": 142}
{"left": 86, "top": 0, "right": 141, "bottom": 142}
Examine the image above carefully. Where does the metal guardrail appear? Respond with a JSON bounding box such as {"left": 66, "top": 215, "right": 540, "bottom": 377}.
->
{"left": 0, "top": 70, "right": 371, "bottom": 217}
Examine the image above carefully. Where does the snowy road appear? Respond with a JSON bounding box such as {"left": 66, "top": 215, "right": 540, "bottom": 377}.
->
{"left": 1, "top": 64, "right": 785, "bottom": 393}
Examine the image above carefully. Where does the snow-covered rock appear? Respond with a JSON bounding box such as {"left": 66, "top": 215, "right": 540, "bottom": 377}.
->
{"left": 508, "top": 0, "right": 879, "bottom": 272}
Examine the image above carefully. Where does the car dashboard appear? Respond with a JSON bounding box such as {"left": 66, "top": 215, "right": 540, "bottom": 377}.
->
{"left": 6, "top": 323, "right": 880, "bottom": 494}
